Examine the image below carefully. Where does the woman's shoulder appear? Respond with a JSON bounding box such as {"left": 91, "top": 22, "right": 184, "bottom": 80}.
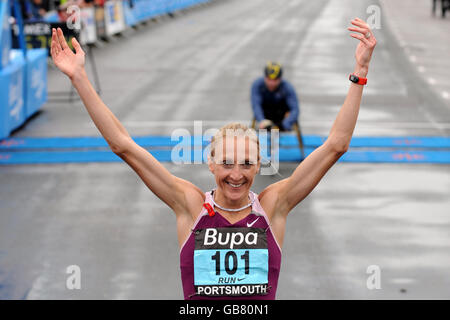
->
{"left": 256, "top": 183, "right": 288, "bottom": 219}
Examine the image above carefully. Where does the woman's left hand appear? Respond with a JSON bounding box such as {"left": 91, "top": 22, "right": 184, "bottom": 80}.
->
{"left": 348, "top": 18, "right": 377, "bottom": 69}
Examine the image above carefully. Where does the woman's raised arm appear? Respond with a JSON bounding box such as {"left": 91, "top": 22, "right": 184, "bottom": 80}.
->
{"left": 51, "top": 27, "right": 130, "bottom": 153}
{"left": 259, "top": 18, "right": 377, "bottom": 219}
{"left": 50, "top": 28, "right": 205, "bottom": 217}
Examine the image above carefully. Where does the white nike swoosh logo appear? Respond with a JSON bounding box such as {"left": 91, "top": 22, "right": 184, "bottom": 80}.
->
{"left": 247, "top": 217, "right": 260, "bottom": 228}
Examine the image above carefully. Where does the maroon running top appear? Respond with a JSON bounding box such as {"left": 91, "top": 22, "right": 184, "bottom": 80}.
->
{"left": 180, "top": 190, "right": 282, "bottom": 300}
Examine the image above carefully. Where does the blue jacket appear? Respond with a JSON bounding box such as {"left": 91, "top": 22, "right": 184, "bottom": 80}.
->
{"left": 251, "top": 77, "right": 299, "bottom": 131}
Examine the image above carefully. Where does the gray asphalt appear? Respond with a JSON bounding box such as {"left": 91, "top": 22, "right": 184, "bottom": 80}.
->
{"left": 1, "top": 0, "right": 449, "bottom": 299}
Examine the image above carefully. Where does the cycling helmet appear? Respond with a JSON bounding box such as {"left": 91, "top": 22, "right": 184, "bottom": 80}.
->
{"left": 264, "top": 61, "right": 283, "bottom": 80}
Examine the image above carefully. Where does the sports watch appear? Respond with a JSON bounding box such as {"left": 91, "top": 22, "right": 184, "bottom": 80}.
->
{"left": 349, "top": 73, "right": 367, "bottom": 85}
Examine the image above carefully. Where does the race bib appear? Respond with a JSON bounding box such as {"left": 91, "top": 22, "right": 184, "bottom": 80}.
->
{"left": 193, "top": 227, "right": 269, "bottom": 297}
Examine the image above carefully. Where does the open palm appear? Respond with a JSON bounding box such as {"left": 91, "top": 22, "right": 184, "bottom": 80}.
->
{"left": 50, "top": 28, "right": 85, "bottom": 80}
{"left": 348, "top": 18, "right": 377, "bottom": 68}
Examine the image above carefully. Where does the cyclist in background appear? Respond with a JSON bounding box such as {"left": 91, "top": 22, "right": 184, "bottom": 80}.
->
{"left": 251, "top": 61, "right": 299, "bottom": 131}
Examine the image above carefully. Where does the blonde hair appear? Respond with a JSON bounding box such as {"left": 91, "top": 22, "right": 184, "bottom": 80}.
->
{"left": 209, "top": 122, "right": 260, "bottom": 162}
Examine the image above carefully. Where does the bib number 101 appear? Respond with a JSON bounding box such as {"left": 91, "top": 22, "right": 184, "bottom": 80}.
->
{"left": 211, "top": 251, "right": 249, "bottom": 275}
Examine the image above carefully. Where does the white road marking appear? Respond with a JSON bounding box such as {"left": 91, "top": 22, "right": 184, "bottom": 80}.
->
{"left": 389, "top": 278, "right": 416, "bottom": 285}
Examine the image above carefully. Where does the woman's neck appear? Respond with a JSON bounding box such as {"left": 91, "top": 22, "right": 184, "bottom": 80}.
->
{"left": 213, "top": 189, "right": 251, "bottom": 211}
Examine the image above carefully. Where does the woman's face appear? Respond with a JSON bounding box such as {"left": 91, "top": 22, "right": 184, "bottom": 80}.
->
{"left": 208, "top": 136, "right": 260, "bottom": 204}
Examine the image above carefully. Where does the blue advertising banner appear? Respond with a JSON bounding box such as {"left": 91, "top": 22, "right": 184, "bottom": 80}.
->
{"left": 25, "top": 48, "right": 47, "bottom": 117}
{"left": 0, "top": 49, "right": 26, "bottom": 139}
{"left": 1, "top": 1, "right": 47, "bottom": 139}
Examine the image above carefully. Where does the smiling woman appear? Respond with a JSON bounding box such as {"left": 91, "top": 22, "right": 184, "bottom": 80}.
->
{"left": 208, "top": 123, "right": 261, "bottom": 208}
{"left": 178, "top": 123, "right": 281, "bottom": 299}
{"left": 49, "top": 15, "right": 377, "bottom": 299}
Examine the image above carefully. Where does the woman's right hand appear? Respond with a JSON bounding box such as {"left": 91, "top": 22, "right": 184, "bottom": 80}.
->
{"left": 50, "top": 28, "right": 85, "bottom": 81}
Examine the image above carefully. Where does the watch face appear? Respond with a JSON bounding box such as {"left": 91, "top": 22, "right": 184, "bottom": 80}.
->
{"left": 350, "top": 75, "right": 358, "bottom": 82}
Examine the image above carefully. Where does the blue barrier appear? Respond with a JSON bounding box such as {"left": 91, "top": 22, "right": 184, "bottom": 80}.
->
{"left": 167, "top": 0, "right": 209, "bottom": 12}
{"left": 0, "top": 0, "right": 11, "bottom": 69}
{"left": 123, "top": 1, "right": 139, "bottom": 26}
{"left": 0, "top": 49, "right": 26, "bottom": 139}
{"left": 24, "top": 48, "right": 47, "bottom": 117}
{"left": 123, "top": 0, "right": 213, "bottom": 27}
{"left": 0, "top": 1, "right": 47, "bottom": 139}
